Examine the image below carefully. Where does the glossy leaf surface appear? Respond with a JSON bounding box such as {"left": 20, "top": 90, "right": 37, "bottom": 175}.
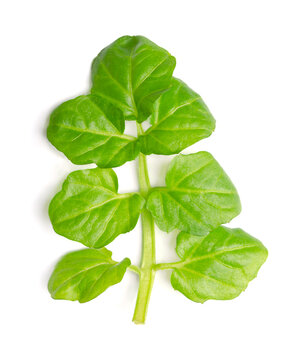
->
{"left": 47, "top": 95, "right": 139, "bottom": 168}
{"left": 91, "top": 35, "right": 176, "bottom": 121}
{"left": 140, "top": 78, "right": 215, "bottom": 154}
{"left": 147, "top": 151, "right": 241, "bottom": 235}
{"left": 49, "top": 168, "right": 145, "bottom": 248}
{"left": 171, "top": 226, "right": 268, "bottom": 302}
{"left": 48, "top": 248, "right": 130, "bottom": 302}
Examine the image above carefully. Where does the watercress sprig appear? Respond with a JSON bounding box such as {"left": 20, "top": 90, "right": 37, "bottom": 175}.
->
{"left": 47, "top": 35, "right": 267, "bottom": 324}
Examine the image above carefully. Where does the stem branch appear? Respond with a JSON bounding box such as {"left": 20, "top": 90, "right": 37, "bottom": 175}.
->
{"left": 128, "top": 265, "right": 141, "bottom": 275}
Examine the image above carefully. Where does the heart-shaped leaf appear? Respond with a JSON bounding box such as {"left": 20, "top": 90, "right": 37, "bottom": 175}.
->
{"left": 147, "top": 151, "right": 241, "bottom": 235}
{"left": 170, "top": 226, "right": 268, "bottom": 302}
{"left": 49, "top": 168, "right": 145, "bottom": 248}
{"left": 48, "top": 95, "right": 139, "bottom": 168}
{"left": 48, "top": 248, "right": 131, "bottom": 303}
{"left": 91, "top": 35, "right": 176, "bottom": 121}
{"left": 140, "top": 78, "right": 215, "bottom": 154}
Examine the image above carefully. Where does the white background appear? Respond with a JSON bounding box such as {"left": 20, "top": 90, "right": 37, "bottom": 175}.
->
{"left": 1, "top": 0, "right": 297, "bottom": 359}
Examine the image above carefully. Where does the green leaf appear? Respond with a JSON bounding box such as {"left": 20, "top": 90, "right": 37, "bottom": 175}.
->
{"left": 170, "top": 226, "right": 268, "bottom": 302}
{"left": 91, "top": 35, "right": 176, "bottom": 122}
{"left": 147, "top": 151, "right": 241, "bottom": 235}
{"left": 49, "top": 168, "right": 145, "bottom": 248}
{"left": 48, "top": 248, "right": 131, "bottom": 303}
{"left": 47, "top": 95, "right": 139, "bottom": 168}
{"left": 140, "top": 78, "right": 215, "bottom": 155}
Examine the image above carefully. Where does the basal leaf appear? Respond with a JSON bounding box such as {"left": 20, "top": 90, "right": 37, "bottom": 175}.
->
{"left": 49, "top": 168, "right": 145, "bottom": 248}
{"left": 48, "top": 248, "right": 131, "bottom": 303}
{"left": 47, "top": 95, "right": 139, "bottom": 168}
{"left": 91, "top": 35, "right": 176, "bottom": 122}
{"left": 147, "top": 151, "right": 241, "bottom": 235}
{"left": 171, "top": 226, "right": 268, "bottom": 302}
{"left": 140, "top": 78, "right": 215, "bottom": 155}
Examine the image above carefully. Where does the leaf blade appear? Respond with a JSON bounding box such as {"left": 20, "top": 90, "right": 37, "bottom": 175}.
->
{"left": 147, "top": 151, "right": 241, "bottom": 235}
{"left": 140, "top": 78, "right": 216, "bottom": 154}
{"left": 48, "top": 248, "right": 131, "bottom": 302}
{"left": 171, "top": 226, "right": 268, "bottom": 302}
{"left": 47, "top": 94, "right": 139, "bottom": 168}
{"left": 49, "top": 168, "right": 145, "bottom": 248}
{"left": 91, "top": 35, "right": 176, "bottom": 121}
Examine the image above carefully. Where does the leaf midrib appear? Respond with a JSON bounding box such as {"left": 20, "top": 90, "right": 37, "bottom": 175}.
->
{"left": 156, "top": 187, "right": 237, "bottom": 195}
{"left": 176, "top": 266, "right": 243, "bottom": 291}
{"left": 175, "top": 244, "right": 258, "bottom": 268}
{"left": 52, "top": 261, "right": 116, "bottom": 297}
{"left": 147, "top": 127, "right": 212, "bottom": 132}
{"left": 52, "top": 123, "right": 136, "bottom": 141}
{"left": 145, "top": 97, "right": 201, "bottom": 134}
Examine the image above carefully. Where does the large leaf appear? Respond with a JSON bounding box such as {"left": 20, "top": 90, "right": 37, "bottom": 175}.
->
{"left": 170, "top": 226, "right": 268, "bottom": 302}
{"left": 147, "top": 151, "right": 241, "bottom": 235}
{"left": 47, "top": 95, "right": 139, "bottom": 168}
{"left": 140, "top": 78, "right": 215, "bottom": 155}
{"left": 48, "top": 248, "right": 130, "bottom": 302}
{"left": 91, "top": 35, "right": 176, "bottom": 121}
{"left": 49, "top": 168, "right": 145, "bottom": 248}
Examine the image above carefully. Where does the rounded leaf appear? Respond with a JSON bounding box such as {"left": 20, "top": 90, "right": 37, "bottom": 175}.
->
{"left": 49, "top": 168, "right": 145, "bottom": 248}
{"left": 171, "top": 226, "right": 268, "bottom": 302}
{"left": 147, "top": 152, "right": 241, "bottom": 235}
{"left": 48, "top": 95, "right": 139, "bottom": 168}
{"left": 91, "top": 35, "right": 176, "bottom": 121}
{"left": 48, "top": 248, "right": 131, "bottom": 303}
{"left": 140, "top": 78, "right": 215, "bottom": 155}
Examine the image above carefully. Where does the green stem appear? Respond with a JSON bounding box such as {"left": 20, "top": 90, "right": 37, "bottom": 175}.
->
{"left": 132, "top": 124, "right": 156, "bottom": 324}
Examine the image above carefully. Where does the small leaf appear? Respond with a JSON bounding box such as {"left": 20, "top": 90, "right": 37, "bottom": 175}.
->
{"left": 91, "top": 35, "right": 176, "bottom": 121}
{"left": 147, "top": 151, "right": 241, "bottom": 235}
{"left": 140, "top": 78, "right": 215, "bottom": 155}
{"left": 49, "top": 168, "right": 145, "bottom": 248}
{"left": 47, "top": 95, "right": 139, "bottom": 168}
{"left": 170, "top": 226, "right": 268, "bottom": 302}
{"left": 48, "top": 248, "right": 131, "bottom": 303}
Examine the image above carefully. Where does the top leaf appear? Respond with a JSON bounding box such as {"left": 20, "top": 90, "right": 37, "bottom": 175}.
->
{"left": 140, "top": 78, "right": 215, "bottom": 155}
{"left": 91, "top": 35, "right": 176, "bottom": 122}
